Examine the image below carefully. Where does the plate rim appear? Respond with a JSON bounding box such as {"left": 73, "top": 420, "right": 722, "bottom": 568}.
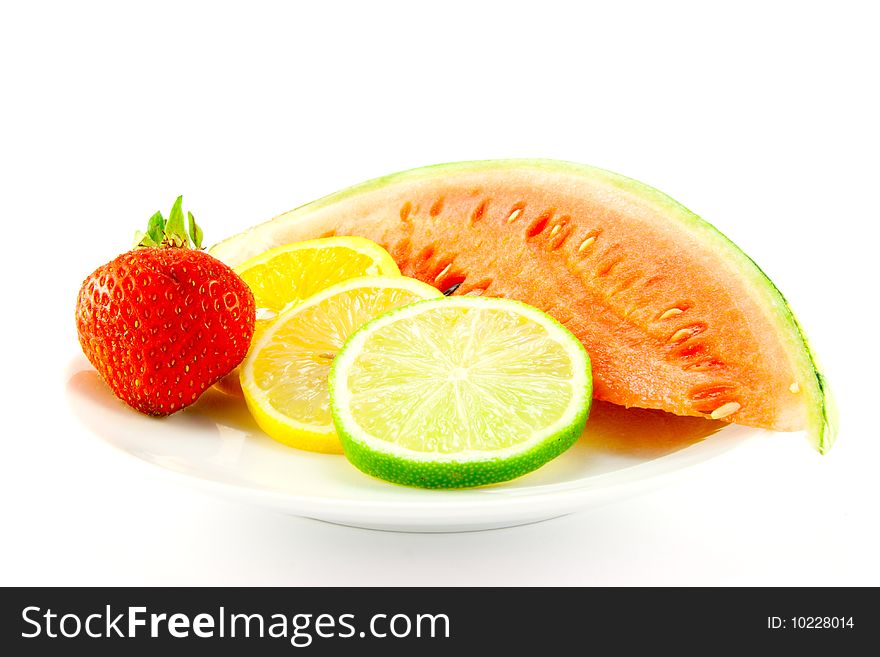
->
{"left": 67, "top": 358, "right": 760, "bottom": 526}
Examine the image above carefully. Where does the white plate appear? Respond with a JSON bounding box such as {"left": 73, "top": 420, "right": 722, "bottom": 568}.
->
{"left": 66, "top": 357, "right": 755, "bottom": 532}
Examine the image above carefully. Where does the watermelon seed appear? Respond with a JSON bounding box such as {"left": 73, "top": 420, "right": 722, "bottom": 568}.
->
{"left": 434, "top": 264, "right": 451, "bottom": 282}
{"left": 549, "top": 227, "right": 573, "bottom": 250}
{"left": 506, "top": 208, "right": 523, "bottom": 223}
{"left": 789, "top": 381, "right": 800, "bottom": 393}
{"left": 689, "top": 383, "right": 737, "bottom": 407}
{"left": 608, "top": 273, "right": 641, "bottom": 297}
{"left": 415, "top": 245, "right": 436, "bottom": 273}
{"left": 710, "top": 402, "right": 741, "bottom": 420}
{"left": 670, "top": 328, "right": 692, "bottom": 343}
{"left": 659, "top": 307, "right": 684, "bottom": 320}
{"left": 470, "top": 199, "right": 489, "bottom": 223}
{"left": 597, "top": 258, "right": 622, "bottom": 277}
{"left": 400, "top": 201, "right": 412, "bottom": 222}
{"left": 683, "top": 359, "right": 725, "bottom": 372}
{"left": 547, "top": 216, "right": 573, "bottom": 250}
{"left": 463, "top": 278, "right": 492, "bottom": 296}
{"left": 429, "top": 197, "right": 444, "bottom": 217}
{"left": 526, "top": 212, "right": 553, "bottom": 238}
{"left": 670, "top": 324, "right": 706, "bottom": 343}
{"left": 578, "top": 236, "right": 596, "bottom": 252}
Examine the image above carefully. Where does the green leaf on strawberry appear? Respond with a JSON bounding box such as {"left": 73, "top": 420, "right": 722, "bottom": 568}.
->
{"left": 134, "top": 198, "right": 205, "bottom": 250}
{"left": 147, "top": 211, "right": 166, "bottom": 244}
{"left": 135, "top": 211, "right": 166, "bottom": 248}
{"left": 165, "top": 196, "right": 187, "bottom": 247}
{"left": 188, "top": 211, "right": 204, "bottom": 249}
{"left": 133, "top": 230, "right": 154, "bottom": 247}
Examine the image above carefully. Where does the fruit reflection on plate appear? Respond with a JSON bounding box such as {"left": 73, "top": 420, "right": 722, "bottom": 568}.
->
{"left": 66, "top": 356, "right": 740, "bottom": 532}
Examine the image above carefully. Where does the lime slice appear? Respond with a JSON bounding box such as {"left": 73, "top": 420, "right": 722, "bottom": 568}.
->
{"left": 240, "top": 276, "right": 441, "bottom": 453}
{"left": 330, "top": 297, "right": 592, "bottom": 488}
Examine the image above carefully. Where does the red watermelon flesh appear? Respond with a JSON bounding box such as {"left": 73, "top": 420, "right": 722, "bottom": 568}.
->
{"left": 211, "top": 160, "right": 835, "bottom": 452}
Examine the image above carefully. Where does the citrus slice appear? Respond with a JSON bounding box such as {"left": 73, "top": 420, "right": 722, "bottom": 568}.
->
{"left": 241, "top": 276, "right": 442, "bottom": 453}
{"left": 329, "top": 297, "right": 592, "bottom": 489}
{"left": 216, "top": 236, "right": 400, "bottom": 395}
{"left": 235, "top": 235, "right": 400, "bottom": 333}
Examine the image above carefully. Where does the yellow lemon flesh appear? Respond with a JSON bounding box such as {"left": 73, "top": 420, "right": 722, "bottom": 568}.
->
{"left": 241, "top": 276, "right": 442, "bottom": 453}
{"left": 215, "top": 236, "right": 400, "bottom": 395}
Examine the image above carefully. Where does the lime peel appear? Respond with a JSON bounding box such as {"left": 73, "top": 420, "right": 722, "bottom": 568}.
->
{"left": 330, "top": 296, "right": 592, "bottom": 488}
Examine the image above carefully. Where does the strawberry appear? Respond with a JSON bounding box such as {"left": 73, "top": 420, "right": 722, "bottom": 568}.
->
{"left": 76, "top": 197, "right": 255, "bottom": 416}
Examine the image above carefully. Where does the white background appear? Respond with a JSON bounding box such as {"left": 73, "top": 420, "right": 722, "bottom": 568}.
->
{"left": 1, "top": 1, "right": 878, "bottom": 585}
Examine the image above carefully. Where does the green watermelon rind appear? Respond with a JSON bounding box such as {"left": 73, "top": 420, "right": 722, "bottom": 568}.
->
{"left": 576, "top": 161, "right": 836, "bottom": 453}
{"left": 212, "top": 159, "right": 834, "bottom": 453}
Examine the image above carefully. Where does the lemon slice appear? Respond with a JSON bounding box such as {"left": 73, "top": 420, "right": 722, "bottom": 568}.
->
{"left": 329, "top": 297, "right": 592, "bottom": 488}
{"left": 215, "top": 236, "right": 400, "bottom": 395}
{"left": 235, "top": 236, "right": 399, "bottom": 331}
{"left": 241, "top": 276, "right": 442, "bottom": 453}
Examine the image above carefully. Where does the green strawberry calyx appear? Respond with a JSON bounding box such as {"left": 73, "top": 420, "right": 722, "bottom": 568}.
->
{"left": 133, "top": 196, "right": 204, "bottom": 249}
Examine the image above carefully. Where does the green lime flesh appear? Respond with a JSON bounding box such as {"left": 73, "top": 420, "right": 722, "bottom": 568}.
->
{"left": 329, "top": 297, "right": 592, "bottom": 489}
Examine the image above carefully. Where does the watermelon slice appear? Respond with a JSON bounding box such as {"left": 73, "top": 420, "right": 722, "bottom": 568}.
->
{"left": 211, "top": 160, "right": 835, "bottom": 452}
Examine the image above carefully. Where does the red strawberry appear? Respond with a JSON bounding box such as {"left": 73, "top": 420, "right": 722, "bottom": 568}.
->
{"left": 76, "top": 197, "right": 255, "bottom": 416}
